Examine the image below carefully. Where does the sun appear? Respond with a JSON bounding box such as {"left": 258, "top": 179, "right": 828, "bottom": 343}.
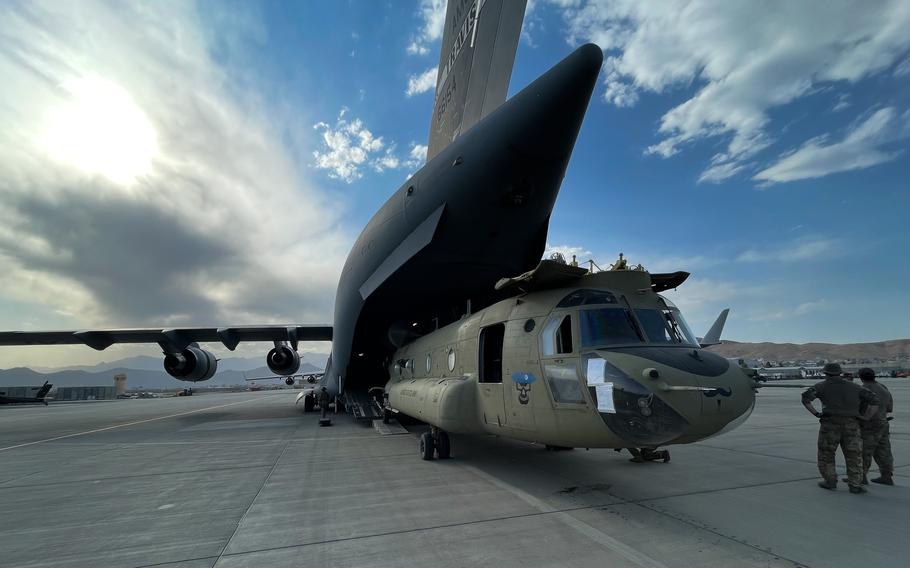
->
{"left": 40, "top": 75, "right": 158, "bottom": 185}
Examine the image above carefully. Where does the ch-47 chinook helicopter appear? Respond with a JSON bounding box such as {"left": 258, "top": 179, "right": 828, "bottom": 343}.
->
{"left": 0, "top": 0, "right": 756, "bottom": 460}
{"left": 385, "top": 257, "right": 754, "bottom": 460}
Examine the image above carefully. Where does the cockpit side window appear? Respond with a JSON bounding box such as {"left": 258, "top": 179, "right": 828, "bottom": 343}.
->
{"left": 541, "top": 314, "right": 574, "bottom": 356}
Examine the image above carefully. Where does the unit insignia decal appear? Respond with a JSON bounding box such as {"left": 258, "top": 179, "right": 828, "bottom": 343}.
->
{"left": 511, "top": 372, "right": 536, "bottom": 405}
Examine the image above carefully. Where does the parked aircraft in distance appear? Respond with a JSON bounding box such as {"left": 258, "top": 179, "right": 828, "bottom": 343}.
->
{"left": 0, "top": 382, "right": 53, "bottom": 406}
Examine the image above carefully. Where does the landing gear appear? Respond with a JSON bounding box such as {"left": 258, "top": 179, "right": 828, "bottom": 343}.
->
{"left": 419, "top": 432, "right": 435, "bottom": 460}
{"left": 623, "top": 447, "right": 670, "bottom": 463}
{"left": 418, "top": 427, "right": 452, "bottom": 460}
{"left": 436, "top": 430, "right": 451, "bottom": 459}
{"left": 383, "top": 407, "right": 392, "bottom": 424}
{"left": 302, "top": 394, "right": 315, "bottom": 413}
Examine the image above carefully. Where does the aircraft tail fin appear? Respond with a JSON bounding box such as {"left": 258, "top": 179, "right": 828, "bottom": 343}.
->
{"left": 699, "top": 309, "right": 730, "bottom": 347}
{"left": 427, "top": 0, "right": 527, "bottom": 161}
{"left": 36, "top": 381, "right": 52, "bottom": 399}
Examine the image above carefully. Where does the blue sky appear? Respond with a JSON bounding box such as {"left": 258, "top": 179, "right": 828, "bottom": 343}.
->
{"left": 0, "top": 0, "right": 908, "bottom": 367}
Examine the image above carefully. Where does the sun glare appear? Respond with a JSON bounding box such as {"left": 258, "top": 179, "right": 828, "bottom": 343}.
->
{"left": 41, "top": 76, "right": 158, "bottom": 185}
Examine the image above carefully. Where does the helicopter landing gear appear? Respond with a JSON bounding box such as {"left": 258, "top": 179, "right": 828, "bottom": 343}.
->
{"left": 419, "top": 426, "right": 452, "bottom": 460}
{"left": 621, "top": 447, "right": 670, "bottom": 463}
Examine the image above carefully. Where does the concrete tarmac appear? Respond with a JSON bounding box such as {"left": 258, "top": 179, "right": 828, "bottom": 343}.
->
{"left": 1, "top": 380, "right": 907, "bottom": 568}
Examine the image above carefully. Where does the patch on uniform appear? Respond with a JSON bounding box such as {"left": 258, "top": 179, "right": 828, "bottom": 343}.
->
{"left": 511, "top": 372, "right": 536, "bottom": 405}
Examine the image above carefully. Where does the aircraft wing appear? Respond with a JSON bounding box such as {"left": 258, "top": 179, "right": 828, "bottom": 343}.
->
{"left": 0, "top": 325, "right": 332, "bottom": 351}
{"left": 427, "top": 0, "right": 527, "bottom": 161}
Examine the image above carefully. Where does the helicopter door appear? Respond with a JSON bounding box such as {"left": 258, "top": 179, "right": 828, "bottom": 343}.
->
{"left": 478, "top": 323, "right": 507, "bottom": 427}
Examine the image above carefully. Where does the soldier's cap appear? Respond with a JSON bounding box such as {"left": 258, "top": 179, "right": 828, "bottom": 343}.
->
{"left": 858, "top": 367, "right": 876, "bottom": 381}
{"left": 822, "top": 363, "right": 843, "bottom": 376}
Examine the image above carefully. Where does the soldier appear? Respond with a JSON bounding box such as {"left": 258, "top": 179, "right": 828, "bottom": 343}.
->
{"left": 318, "top": 386, "right": 330, "bottom": 418}
{"left": 857, "top": 367, "right": 894, "bottom": 485}
{"left": 802, "top": 363, "right": 879, "bottom": 493}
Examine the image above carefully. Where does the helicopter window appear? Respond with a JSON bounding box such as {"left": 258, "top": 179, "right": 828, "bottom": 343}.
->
{"left": 634, "top": 309, "right": 698, "bottom": 346}
{"left": 579, "top": 308, "right": 643, "bottom": 347}
{"left": 541, "top": 314, "right": 574, "bottom": 356}
{"left": 544, "top": 363, "right": 586, "bottom": 404}
{"left": 557, "top": 289, "right": 618, "bottom": 308}
{"left": 447, "top": 348, "right": 456, "bottom": 372}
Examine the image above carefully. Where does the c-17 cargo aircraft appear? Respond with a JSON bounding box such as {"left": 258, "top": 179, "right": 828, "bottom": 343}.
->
{"left": 0, "top": 0, "right": 755, "bottom": 460}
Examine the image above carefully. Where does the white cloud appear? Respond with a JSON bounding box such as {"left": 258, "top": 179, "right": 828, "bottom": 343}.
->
{"left": 832, "top": 94, "right": 851, "bottom": 112}
{"left": 408, "top": 0, "right": 447, "bottom": 56}
{"left": 660, "top": 277, "right": 743, "bottom": 330}
{"left": 748, "top": 299, "right": 827, "bottom": 322}
{"left": 406, "top": 143, "right": 428, "bottom": 169}
{"left": 624, "top": 253, "right": 717, "bottom": 274}
{"left": 754, "top": 107, "right": 909, "bottom": 184}
{"left": 894, "top": 56, "right": 910, "bottom": 78}
{"left": 0, "top": 0, "right": 347, "bottom": 367}
{"left": 698, "top": 160, "right": 747, "bottom": 184}
{"left": 736, "top": 237, "right": 839, "bottom": 263}
{"left": 312, "top": 113, "right": 429, "bottom": 182}
{"left": 544, "top": 243, "right": 592, "bottom": 263}
{"left": 406, "top": 66, "right": 438, "bottom": 97}
{"left": 312, "top": 109, "right": 387, "bottom": 183}
{"left": 556, "top": 0, "right": 910, "bottom": 183}
{"left": 521, "top": 0, "right": 541, "bottom": 47}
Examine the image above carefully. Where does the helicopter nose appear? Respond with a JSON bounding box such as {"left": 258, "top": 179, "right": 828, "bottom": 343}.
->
{"left": 589, "top": 349, "right": 757, "bottom": 445}
{"left": 680, "top": 365, "right": 758, "bottom": 443}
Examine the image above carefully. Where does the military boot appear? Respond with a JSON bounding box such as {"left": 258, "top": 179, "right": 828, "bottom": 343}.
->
{"left": 817, "top": 480, "right": 836, "bottom": 490}
{"left": 871, "top": 475, "right": 894, "bottom": 486}
{"left": 849, "top": 485, "right": 867, "bottom": 494}
{"left": 842, "top": 476, "right": 868, "bottom": 485}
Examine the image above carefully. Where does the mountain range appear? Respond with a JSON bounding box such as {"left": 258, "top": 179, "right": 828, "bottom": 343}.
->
{"left": 707, "top": 339, "right": 910, "bottom": 362}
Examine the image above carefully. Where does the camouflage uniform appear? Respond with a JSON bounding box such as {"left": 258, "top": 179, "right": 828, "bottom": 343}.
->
{"left": 861, "top": 380, "right": 894, "bottom": 480}
{"left": 802, "top": 377, "right": 879, "bottom": 489}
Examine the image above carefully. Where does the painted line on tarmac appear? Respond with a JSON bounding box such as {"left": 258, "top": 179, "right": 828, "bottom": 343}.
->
{"left": 0, "top": 396, "right": 280, "bottom": 452}
{"left": 459, "top": 463, "right": 669, "bottom": 568}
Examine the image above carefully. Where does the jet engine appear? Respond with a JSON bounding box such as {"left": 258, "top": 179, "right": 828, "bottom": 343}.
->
{"left": 285, "top": 377, "right": 295, "bottom": 386}
{"left": 163, "top": 346, "right": 217, "bottom": 382}
{"left": 267, "top": 343, "right": 300, "bottom": 375}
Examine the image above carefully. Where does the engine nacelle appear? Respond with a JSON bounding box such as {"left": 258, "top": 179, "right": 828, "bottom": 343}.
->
{"left": 163, "top": 347, "right": 217, "bottom": 382}
{"left": 267, "top": 344, "right": 300, "bottom": 375}
{"left": 285, "top": 377, "right": 295, "bottom": 386}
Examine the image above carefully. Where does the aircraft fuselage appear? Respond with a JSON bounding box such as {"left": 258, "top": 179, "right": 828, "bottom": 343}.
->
{"left": 386, "top": 269, "right": 756, "bottom": 449}
{"left": 327, "top": 44, "right": 604, "bottom": 393}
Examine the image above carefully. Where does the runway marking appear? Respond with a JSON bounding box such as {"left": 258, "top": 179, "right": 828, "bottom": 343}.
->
{"left": 0, "top": 396, "right": 280, "bottom": 452}
{"left": 459, "top": 463, "right": 670, "bottom": 568}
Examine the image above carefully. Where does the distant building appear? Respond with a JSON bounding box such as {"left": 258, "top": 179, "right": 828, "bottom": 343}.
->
{"left": 54, "top": 386, "right": 117, "bottom": 401}
{"left": 114, "top": 373, "right": 127, "bottom": 396}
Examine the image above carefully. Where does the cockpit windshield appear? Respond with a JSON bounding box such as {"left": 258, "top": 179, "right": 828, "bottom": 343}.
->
{"left": 634, "top": 308, "right": 699, "bottom": 346}
{"left": 579, "top": 308, "right": 643, "bottom": 347}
